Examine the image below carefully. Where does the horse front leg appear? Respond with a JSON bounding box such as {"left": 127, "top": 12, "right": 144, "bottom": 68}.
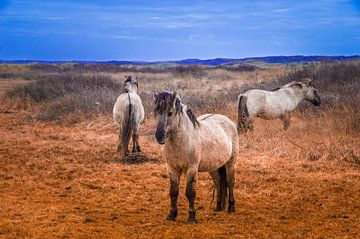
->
{"left": 166, "top": 169, "right": 181, "bottom": 221}
{"left": 281, "top": 112, "right": 291, "bottom": 130}
{"left": 185, "top": 167, "right": 197, "bottom": 224}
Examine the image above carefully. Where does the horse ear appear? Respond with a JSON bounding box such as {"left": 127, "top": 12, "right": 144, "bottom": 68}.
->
{"left": 172, "top": 91, "right": 177, "bottom": 101}
{"left": 172, "top": 91, "right": 177, "bottom": 108}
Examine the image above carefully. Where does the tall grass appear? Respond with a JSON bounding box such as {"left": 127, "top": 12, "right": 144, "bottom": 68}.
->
{"left": 5, "top": 73, "right": 121, "bottom": 120}
{"left": 3, "top": 61, "right": 360, "bottom": 134}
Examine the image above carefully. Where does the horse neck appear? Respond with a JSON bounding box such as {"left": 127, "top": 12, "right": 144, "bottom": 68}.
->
{"left": 285, "top": 88, "right": 306, "bottom": 106}
{"left": 124, "top": 85, "right": 138, "bottom": 94}
{"left": 168, "top": 108, "right": 196, "bottom": 149}
{"left": 128, "top": 88, "right": 138, "bottom": 94}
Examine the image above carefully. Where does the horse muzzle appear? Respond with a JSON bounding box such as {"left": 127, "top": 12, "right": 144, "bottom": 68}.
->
{"left": 313, "top": 100, "right": 321, "bottom": 106}
{"left": 155, "top": 131, "right": 166, "bottom": 145}
{"left": 312, "top": 92, "right": 321, "bottom": 106}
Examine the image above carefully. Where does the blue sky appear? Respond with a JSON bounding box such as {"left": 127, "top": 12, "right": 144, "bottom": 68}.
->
{"left": 0, "top": 0, "right": 360, "bottom": 61}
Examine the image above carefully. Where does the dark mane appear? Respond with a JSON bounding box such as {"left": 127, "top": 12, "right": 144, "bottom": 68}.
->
{"left": 154, "top": 91, "right": 199, "bottom": 128}
{"left": 154, "top": 92, "right": 175, "bottom": 114}
{"left": 124, "top": 75, "right": 132, "bottom": 83}
{"left": 270, "top": 87, "right": 281, "bottom": 91}
{"left": 186, "top": 108, "right": 199, "bottom": 128}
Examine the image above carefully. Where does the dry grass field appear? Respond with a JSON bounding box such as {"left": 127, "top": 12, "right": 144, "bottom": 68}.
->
{"left": 0, "top": 62, "right": 359, "bottom": 238}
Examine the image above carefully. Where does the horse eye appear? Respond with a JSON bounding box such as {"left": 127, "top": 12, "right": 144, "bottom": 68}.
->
{"left": 167, "top": 112, "right": 173, "bottom": 117}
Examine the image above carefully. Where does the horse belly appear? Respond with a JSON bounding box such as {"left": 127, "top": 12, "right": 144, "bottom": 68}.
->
{"left": 258, "top": 99, "right": 285, "bottom": 119}
{"left": 198, "top": 135, "right": 232, "bottom": 172}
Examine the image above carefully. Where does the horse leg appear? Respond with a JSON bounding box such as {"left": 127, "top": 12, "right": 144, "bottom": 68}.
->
{"left": 166, "top": 169, "right": 181, "bottom": 221}
{"left": 132, "top": 124, "right": 141, "bottom": 152}
{"left": 185, "top": 167, "right": 197, "bottom": 224}
{"left": 248, "top": 118, "right": 254, "bottom": 132}
{"left": 117, "top": 127, "right": 122, "bottom": 152}
{"left": 225, "top": 158, "right": 236, "bottom": 213}
{"left": 281, "top": 112, "right": 291, "bottom": 130}
{"left": 209, "top": 170, "right": 222, "bottom": 211}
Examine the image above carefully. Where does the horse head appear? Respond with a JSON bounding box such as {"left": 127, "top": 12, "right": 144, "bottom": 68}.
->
{"left": 292, "top": 78, "right": 321, "bottom": 106}
{"left": 122, "top": 75, "right": 138, "bottom": 93}
{"left": 153, "top": 91, "right": 181, "bottom": 144}
{"left": 302, "top": 78, "right": 321, "bottom": 106}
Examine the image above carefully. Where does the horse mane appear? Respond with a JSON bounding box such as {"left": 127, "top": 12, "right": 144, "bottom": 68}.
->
{"left": 124, "top": 75, "right": 138, "bottom": 87}
{"left": 124, "top": 76, "right": 132, "bottom": 83}
{"left": 270, "top": 87, "right": 281, "bottom": 91}
{"left": 186, "top": 107, "right": 199, "bottom": 128}
{"left": 154, "top": 91, "right": 199, "bottom": 128}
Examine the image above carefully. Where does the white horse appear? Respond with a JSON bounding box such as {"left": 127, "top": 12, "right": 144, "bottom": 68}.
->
{"left": 154, "top": 91, "right": 238, "bottom": 224}
{"left": 237, "top": 78, "right": 321, "bottom": 133}
{"left": 113, "top": 76, "right": 145, "bottom": 158}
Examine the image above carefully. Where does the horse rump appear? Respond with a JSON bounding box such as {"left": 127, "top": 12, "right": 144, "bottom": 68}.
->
{"left": 237, "top": 94, "right": 249, "bottom": 133}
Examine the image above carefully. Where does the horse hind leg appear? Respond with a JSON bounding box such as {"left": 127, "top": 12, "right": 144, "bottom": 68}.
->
{"left": 209, "top": 170, "right": 223, "bottom": 211}
{"left": 248, "top": 119, "right": 254, "bottom": 132}
{"left": 117, "top": 128, "right": 122, "bottom": 152}
{"left": 132, "top": 124, "right": 141, "bottom": 152}
{"left": 225, "top": 157, "right": 236, "bottom": 213}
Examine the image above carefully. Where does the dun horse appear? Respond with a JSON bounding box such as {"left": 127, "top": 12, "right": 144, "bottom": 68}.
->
{"left": 237, "top": 78, "right": 321, "bottom": 133}
{"left": 154, "top": 91, "right": 238, "bottom": 224}
{"left": 113, "top": 76, "right": 145, "bottom": 158}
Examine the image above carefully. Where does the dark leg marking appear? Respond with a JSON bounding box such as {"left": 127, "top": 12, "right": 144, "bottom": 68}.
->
{"left": 186, "top": 175, "right": 197, "bottom": 224}
{"left": 166, "top": 178, "right": 179, "bottom": 221}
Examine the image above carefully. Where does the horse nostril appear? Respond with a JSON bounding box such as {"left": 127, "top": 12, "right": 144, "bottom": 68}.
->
{"left": 155, "top": 131, "right": 166, "bottom": 144}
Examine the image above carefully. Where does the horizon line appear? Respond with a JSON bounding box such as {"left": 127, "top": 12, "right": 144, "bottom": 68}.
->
{"left": 1, "top": 54, "right": 360, "bottom": 63}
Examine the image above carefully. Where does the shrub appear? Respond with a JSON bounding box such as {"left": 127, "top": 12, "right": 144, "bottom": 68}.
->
{"left": 173, "top": 65, "right": 206, "bottom": 78}
{"left": 5, "top": 73, "right": 120, "bottom": 103}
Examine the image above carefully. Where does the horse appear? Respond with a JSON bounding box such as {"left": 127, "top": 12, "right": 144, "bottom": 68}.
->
{"left": 113, "top": 76, "right": 145, "bottom": 159}
{"left": 153, "top": 91, "right": 239, "bottom": 224}
{"left": 237, "top": 78, "right": 321, "bottom": 133}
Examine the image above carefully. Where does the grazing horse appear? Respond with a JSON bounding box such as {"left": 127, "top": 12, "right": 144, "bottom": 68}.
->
{"left": 113, "top": 76, "right": 145, "bottom": 158}
{"left": 237, "top": 78, "right": 321, "bottom": 133}
{"left": 154, "top": 91, "right": 238, "bottom": 224}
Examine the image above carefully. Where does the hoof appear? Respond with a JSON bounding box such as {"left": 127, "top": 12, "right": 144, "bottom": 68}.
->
{"left": 213, "top": 207, "right": 223, "bottom": 212}
{"left": 166, "top": 210, "right": 177, "bottom": 221}
{"left": 188, "top": 218, "right": 197, "bottom": 224}
{"left": 228, "top": 202, "right": 236, "bottom": 213}
{"left": 213, "top": 201, "right": 224, "bottom": 212}
{"left": 188, "top": 211, "right": 196, "bottom": 224}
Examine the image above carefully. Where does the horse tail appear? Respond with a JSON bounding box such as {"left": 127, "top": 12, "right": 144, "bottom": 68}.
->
{"left": 237, "top": 94, "right": 249, "bottom": 133}
{"left": 121, "top": 93, "right": 136, "bottom": 153}
{"left": 218, "top": 165, "right": 228, "bottom": 210}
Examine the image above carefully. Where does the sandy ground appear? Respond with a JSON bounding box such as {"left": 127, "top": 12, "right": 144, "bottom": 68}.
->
{"left": 1, "top": 110, "right": 360, "bottom": 239}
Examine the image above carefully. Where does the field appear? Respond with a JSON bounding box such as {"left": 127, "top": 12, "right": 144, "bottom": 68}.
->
{"left": 0, "top": 62, "right": 360, "bottom": 238}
